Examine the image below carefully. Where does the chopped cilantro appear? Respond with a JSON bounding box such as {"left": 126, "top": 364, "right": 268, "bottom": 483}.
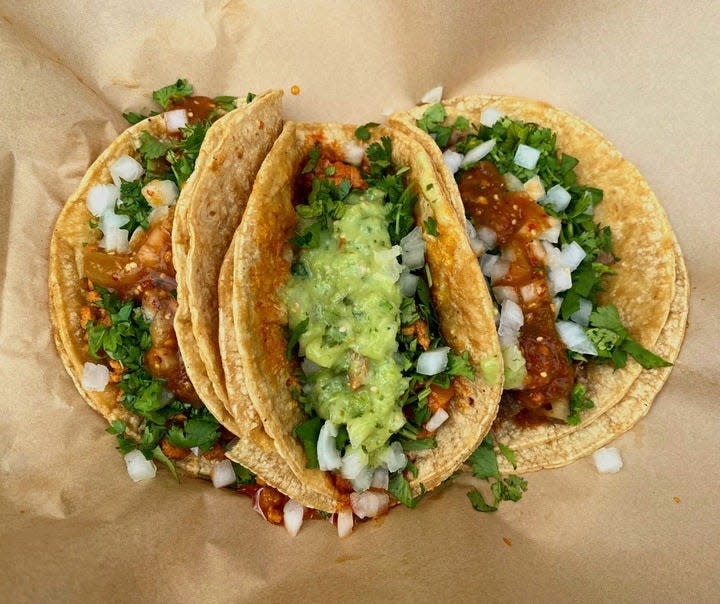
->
{"left": 354, "top": 122, "right": 379, "bottom": 141}
{"left": 286, "top": 317, "right": 309, "bottom": 359}
{"left": 138, "top": 131, "right": 170, "bottom": 160}
{"left": 567, "top": 383, "right": 595, "bottom": 426}
{"left": 423, "top": 216, "right": 438, "bottom": 236}
{"left": 233, "top": 462, "right": 256, "bottom": 485}
{"left": 213, "top": 95, "right": 237, "bottom": 111}
{"left": 123, "top": 111, "right": 149, "bottom": 125}
{"left": 292, "top": 416, "right": 323, "bottom": 469}
{"left": 388, "top": 473, "right": 425, "bottom": 508}
{"left": 246, "top": 92, "right": 256, "bottom": 103}
{"left": 152, "top": 78, "right": 193, "bottom": 110}
{"left": 166, "top": 417, "right": 220, "bottom": 452}
{"left": 466, "top": 435, "right": 527, "bottom": 512}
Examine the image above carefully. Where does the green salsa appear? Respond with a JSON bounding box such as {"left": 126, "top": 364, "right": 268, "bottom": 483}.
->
{"left": 285, "top": 188, "right": 408, "bottom": 462}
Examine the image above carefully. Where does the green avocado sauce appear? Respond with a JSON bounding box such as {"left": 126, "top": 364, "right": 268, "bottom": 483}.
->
{"left": 285, "top": 188, "right": 408, "bottom": 463}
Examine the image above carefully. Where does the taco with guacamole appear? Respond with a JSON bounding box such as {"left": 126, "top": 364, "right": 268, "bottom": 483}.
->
{"left": 390, "top": 95, "right": 688, "bottom": 473}
{"left": 220, "top": 121, "right": 503, "bottom": 527}
{"left": 49, "top": 81, "right": 295, "bottom": 503}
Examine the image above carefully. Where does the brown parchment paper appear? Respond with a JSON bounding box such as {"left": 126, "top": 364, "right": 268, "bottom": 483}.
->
{"left": 1, "top": 1, "right": 718, "bottom": 601}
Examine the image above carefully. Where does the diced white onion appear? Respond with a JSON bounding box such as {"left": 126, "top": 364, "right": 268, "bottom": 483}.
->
{"left": 465, "top": 220, "right": 485, "bottom": 256}
{"left": 520, "top": 282, "right": 538, "bottom": 303}
{"left": 548, "top": 266, "right": 572, "bottom": 295}
{"left": 570, "top": 298, "right": 593, "bottom": 327}
{"left": 81, "top": 362, "right": 109, "bottom": 391}
{"left": 420, "top": 86, "right": 443, "bottom": 104}
{"left": 147, "top": 205, "right": 169, "bottom": 227}
{"left": 190, "top": 447, "right": 201, "bottom": 456}
{"left": 493, "top": 285, "right": 519, "bottom": 304}
{"left": 371, "top": 467, "right": 389, "bottom": 490}
{"left": 523, "top": 175, "right": 546, "bottom": 201}
{"left": 443, "top": 149, "right": 464, "bottom": 174}
{"left": 86, "top": 184, "right": 119, "bottom": 216}
{"left": 374, "top": 245, "right": 403, "bottom": 282}
{"left": 400, "top": 227, "right": 426, "bottom": 270}
{"left": 336, "top": 509, "right": 354, "bottom": 538}
{"left": 283, "top": 499, "right": 305, "bottom": 537}
{"left": 351, "top": 467, "right": 374, "bottom": 492}
{"left": 503, "top": 172, "right": 523, "bottom": 192}
{"left": 350, "top": 491, "right": 390, "bottom": 519}
{"left": 513, "top": 144, "right": 541, "bottom": 170}
{"left": 539, "top": 217, "right": 561, "bottom": 243}
{"left": 124, "top": 450, "right": 156, "bottom": 482}
{"left": 398, "top": 269, "right": 419, "bottom": 297}
{"left": 317, "top": 421, "right": 342, "bottom": 471}
{"left": 480, "top": 107, "right": 504, "bottom": 127}
{"left": 100, "top": 209, "right": 130, "bottom": 229}
{"left": 593, "top": 447, "right": 624, "bottom": 473}
{"left": 210, "top": 459, "right": 236, "bottom": 488}
{"left": 425, "top": 408, "right": 450, "bottom": 432}
{"left": 382, "top": 441, "right": 407, "bottom": 473}
{"left": 552, "top": 296, "right": 562, "bottom": 319}
{"left": 460, "top": 139, "right": 496, "bottom": 167}
{"left": 497, "top": 299, "right": 524, "bottom": 346}
{"left": 341, "top": 448, "right": 369, "bottom": 480}
{"left": 559, "top": 241, "right": 587, "bottom": 272}
{"left": 343, "top": 141, "right": 365, "bottom": 166}
{"left": 109, "top": 154, "right": 144, "bottom": 187}
{"left": 416, "top": 347, "right": 450, "bottom": 376}
{"left": 141, "top": 179, "right": 179, "bottom": 207}
{"left": 544, "top": 184, "right": 572, "bottom": 212}
{"left": 99, "top": 217, "right": 130, "bottom": 254}
{"left": 555, "top": 320, "right": 598, "bottom": 355}
{"left": 529, "top": 239, "right": 546, "bottom": 262}
{"left": 489, "top": 258, "right": 510, "bottom": 284}
{"left": 480, "top": 253, "right": 498, "bottom": 278}
{"left": 163, "top": 108, "right": 188, "bottom": 133}
{"left": 476, "top": 225, "right": 497, "bottom": 250}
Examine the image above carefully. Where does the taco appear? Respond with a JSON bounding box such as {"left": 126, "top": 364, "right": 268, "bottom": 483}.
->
{"left": 390, "top": 95, "right": 688, "bottom": 472}
{"left": 220, "top": 121, "right": 503, "bottom": 522}
{"left": 49, "top": 82, "right": 288, "bottom": 491}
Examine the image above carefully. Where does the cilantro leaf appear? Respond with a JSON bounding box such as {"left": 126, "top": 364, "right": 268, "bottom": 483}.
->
{"left": 286, "top": 317, "right": 309, "bottom": 359}
{"left": 354, "top": 122, "right": 379, "bottom": 141}
{"left": 467, "top": 488, "right": 497, "bottom": 512}
{"left": 233, "top": 462, "right": 256, "bottom": 485}
{"left": 152, "top": 78, "right": 193, "bottom": 110}
{"left": 292, "top": 416, "right": 323, "bottom": 469}
{"left": 153, "top": 446, "right": 179, "bottom": 481}
{"left": 138, "top": 131, "right": 170, "bottom": 160}
{"left": 166, "top": 417, "right": 220, "bottom": 452}
{"left": 123, "top": 111, "right": 149, "bottom": 125}
{"left": 466, "top": 435, "right": 500, "bottom": 480}
{"left": 388, "top": 473, "right": 425, "bottom": 509}
{"left": 621, "top": 339, "right": 672, "bottom": 369}
{"left": 491, "top": 475, "right": 528, "bottom": 503}
{"left": 423, "top": 216, "right": 438, "bottom": 236}
{"left": 566, "top": 383, "right": 595, "bottom": 426}
{"left": 213, "top": 95, "right": 237, "bottom": 111}
{"left": 246, "top": 92, "right": 256, "bottom": 103}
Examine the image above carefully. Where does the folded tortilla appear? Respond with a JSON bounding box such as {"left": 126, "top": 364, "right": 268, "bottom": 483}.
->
{"left": 49, "top": 91, "right": 285, "bottom": 480}
{"left": 390, "top": 95, "right": 688, "bottom": 472}
{"left": 221, "top": 121, "right": 503, "bottom": 510}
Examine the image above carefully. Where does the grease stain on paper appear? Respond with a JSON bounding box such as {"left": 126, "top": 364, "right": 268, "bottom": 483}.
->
{"left": 290, "top": 85, "right": 301, "bottom": 96}
{"left": 503, "top": 537, "right": 512, "bottom": 547}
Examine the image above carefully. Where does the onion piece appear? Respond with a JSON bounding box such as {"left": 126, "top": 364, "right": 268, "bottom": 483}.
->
{"left": 253, "top": 488, "right": 267, "bottom": 520}
{"left": 341, "top": 448, "right": 369, "bottom": 480}
{"left": 163, "top": 108, "right": 188, "bottom": 133}
{"left": 497, "top": 299, "right": 524, "bottom": 346}
{"left": 559, "top": 241, "right": 587, "bottom": 272}
{"left": 548, "top": 265, "right": 572, "bottom": 295}
{"left": 425, "top": 408, "right": 449, "bottom": 432}
{"left": 492, "top": 285, "right": 519, "bottom": 304}
{"left": 109, "top": 155, "right": 144, "bottom": 187}
{"left": 124, "top": 450, "right": 156, "bottom": 482}
{"left": 147, "top": 205, "right": 169, "bottom": 227}
{"left": 570, "top": 298, "right": 593, "bottom": 327}
{"left": 337, "top": 509, "right": 354, "bottom": 538}
{"left": 489, "top": 258, "right": 510, "bottom": 284}
{"left": 544, "top": 184, "right": 572, "bottom": 212}
{"left": 398, "top": 269, "right": 419, "bottom": 297}
{"left": 351, "top": 467, "right": 374, "bottom": 492}
{"left": 513, "top": 144, "right": 541, "bottom": 170}
{"left": 283, "top": 499, "right": 305, "bottom": 537}
{"left": 371, "top": 467, "right": 389, "bottom": 490}
{"left": 503, "top": 172, "right": 523, "bottom": 192}
{"left": 443, "top": 149, "right": 464, "bottom": 174}
{"left": 420, "top": 86, "right": 443, "bottom": 104}
{"left": 350, "top": 491, "right": 389, "bottom": 519}
{"left": 476, "top": 225, "right": 497, "bottom": 249}
{"left": 301, "top": 358, "right": 321, "bottom": 376}
{"left": 555, "top": 320, "right": 598, "bottom": 355}
{"left": 81, "top": 362, "right": 109, "bottom": 391}
{"left": 592, "top": 447, "right": 623, "bottom": 474}
{"left": 460, "top": 139, "right": 496, "bottom": 167}
{"left": 382, "top": 441, "right": 407, "bottom": 473}
{"left": 86, "top": 184, "right": 119, "bottom": 217}
{"left": 400, "top": 227, "right": 426, "bottom": 270}
{"left": 317, "top": 421, "right": 342, "bottom": 471}
{"left": 539, "top": 217, "right": 561, "bottom": 243}
{"left": 523, "top": 175, "right": 546, "bottom": 201}
{"left": 343, "top": 141, "right": 365, "bottom": 166}
{"left": 417, "top": 347, "right": 450, "bottom": 376}
{"left": 210, "top": 459, "right": 236, "bottom": 488}
{"left": 480, "top": 253, "right": 499, "bottom": 278}
{"left": 465, "top": 220, "right": 485, "bottom": 256}
{"left": 480, "top": 107, "right": 504, "bottom": 127}
{"left": 520, "top": 282, "right": 538, "bottom": 303}
{"left": 374, "top": 245, "right": 403, "bottom": 282}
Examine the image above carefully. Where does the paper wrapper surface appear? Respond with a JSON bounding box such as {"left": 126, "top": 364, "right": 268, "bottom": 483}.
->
{"left": 1, "top": 1, "right": 718, "bottom": 601}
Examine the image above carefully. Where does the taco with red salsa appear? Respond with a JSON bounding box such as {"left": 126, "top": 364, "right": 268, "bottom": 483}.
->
{"left": 48, "top": 81, "right": 305, "bottom": 513}
{"left": 219, "top": 121, "right": 503, "bottom": 527}
{"left": 390, "top": 95, "right": 688, "bottom": 472}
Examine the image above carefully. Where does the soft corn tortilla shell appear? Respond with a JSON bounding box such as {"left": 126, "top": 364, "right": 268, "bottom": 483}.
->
{"left": 228, "top": 121, "right": 503, "bottom": 503}
{"left": 49, "top": 114, "right": 215, "bottom": 478}
{"left": 391, "top": 95, "right": 688, "bottom": 462}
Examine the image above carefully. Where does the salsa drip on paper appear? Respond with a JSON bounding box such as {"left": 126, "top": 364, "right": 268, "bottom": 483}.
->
{"left": 416, "top": 103, "right": 671, "bottom": 427}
